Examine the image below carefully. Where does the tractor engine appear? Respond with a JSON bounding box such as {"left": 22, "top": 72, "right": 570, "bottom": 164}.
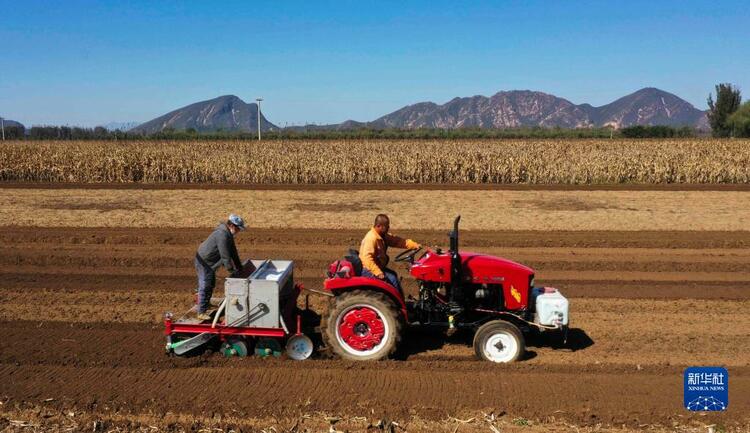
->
{"left": 413, "top": 280, "right": 505, "bottom": 324}
{"left": 467, "top": 283, "right": 504, "bottom": 309}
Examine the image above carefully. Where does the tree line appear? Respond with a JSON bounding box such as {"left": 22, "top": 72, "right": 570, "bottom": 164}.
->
{"left": 2, "top": 124, "right": 707, "bottom": 141}
{"left": 1, "top": 125, "right": 26, "bottom": 140}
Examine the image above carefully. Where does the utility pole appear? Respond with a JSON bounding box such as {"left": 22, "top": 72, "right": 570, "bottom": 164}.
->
{"left": 255, "top": 98, "right": 263, "bottom": 140}
{"left": 1, "top": 117, "right": 4, "bottom": 140}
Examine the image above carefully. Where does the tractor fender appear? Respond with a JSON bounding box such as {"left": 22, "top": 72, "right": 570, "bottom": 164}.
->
{"left": 323, "top": 276, "right": 408, "bottom": 321}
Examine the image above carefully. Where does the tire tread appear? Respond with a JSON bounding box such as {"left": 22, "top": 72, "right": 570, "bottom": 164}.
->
{"left": 473, "top": 320, "right": 525, "bottom": 363}
{"left": 322, "top": 289, "right": 403, "bottom": 361}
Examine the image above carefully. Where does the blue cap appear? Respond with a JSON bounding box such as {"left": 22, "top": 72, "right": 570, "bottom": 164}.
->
{"left": 228, "top": 214, "right": 246, "bottom": 231}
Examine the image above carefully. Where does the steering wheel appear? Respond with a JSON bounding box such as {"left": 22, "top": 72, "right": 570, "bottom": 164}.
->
{"left": 394, "top": 247, "right": 423, "bottom": 264}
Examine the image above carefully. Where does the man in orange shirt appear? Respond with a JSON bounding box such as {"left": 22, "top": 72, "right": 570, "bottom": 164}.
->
{"left": 359, "top": 214, "right": 421, "bottom": 294}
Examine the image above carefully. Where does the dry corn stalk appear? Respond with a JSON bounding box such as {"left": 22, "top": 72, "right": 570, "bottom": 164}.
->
{"left": 0, "top": 139, "right": 748, "bottom": 184}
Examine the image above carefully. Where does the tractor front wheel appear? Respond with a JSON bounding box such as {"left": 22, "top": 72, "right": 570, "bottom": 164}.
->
{"left": 323, "top": 290, "right": 402, "bottom": 361}
{"left": 473, "top": 320, "right": 525, "bottom": 363}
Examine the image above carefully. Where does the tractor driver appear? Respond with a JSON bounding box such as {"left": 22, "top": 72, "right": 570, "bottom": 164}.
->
{"left": 192, "top": 214, "right": 246, "bottom": 321}
{"left": 359, "top": 214, "right": 422, "bottom": 294}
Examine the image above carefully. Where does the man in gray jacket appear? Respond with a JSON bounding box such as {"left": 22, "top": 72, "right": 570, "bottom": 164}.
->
{"left": 193, "top": 214, "right": 246, "bottom": 320}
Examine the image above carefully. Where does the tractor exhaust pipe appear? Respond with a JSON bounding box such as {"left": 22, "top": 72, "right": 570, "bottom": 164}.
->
{"left": 449, "top": 215, "right": 461, "bottom": 303}
{"left": 449, "top": 215, "right": 460, "bottom": 253}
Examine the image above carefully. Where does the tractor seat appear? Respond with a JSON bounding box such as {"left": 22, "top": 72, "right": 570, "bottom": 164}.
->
{"left": 344, "top": 249, "right": 363, "bottom": 276}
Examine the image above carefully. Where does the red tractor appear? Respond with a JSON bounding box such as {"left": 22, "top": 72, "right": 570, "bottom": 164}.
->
{"left": 321, "top": 216, "right": 570, "bottom": 362}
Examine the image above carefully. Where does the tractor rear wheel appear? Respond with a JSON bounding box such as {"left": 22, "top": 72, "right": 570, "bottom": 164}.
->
{"left": 323, "top": 290, "right": 402, "bottom": 361}
{"left": 473, "top": 320, "right": 525, "bottom": 363}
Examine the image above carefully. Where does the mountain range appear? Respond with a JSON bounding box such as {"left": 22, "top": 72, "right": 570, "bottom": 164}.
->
{"left": 133, "top": 88, "right": 705, "bottom": 133}
{"left": 1, "top": 118, "right": 24, "bottom": 129}
{"left": 5, "top": 88, "right": 710, "bottom": 134}
{"left": 130, "top": 95, "right": 277, "bottom": 134}
{"left": 354, "top": 87, "right": 708, "bottom": 130}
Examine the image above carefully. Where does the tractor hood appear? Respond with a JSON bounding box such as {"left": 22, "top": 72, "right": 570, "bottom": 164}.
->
{"left": 462, "top": 252, "right": 534, "bottom": 278}
{"left": 410, "top": 251, "right": 534, "bottom": 284}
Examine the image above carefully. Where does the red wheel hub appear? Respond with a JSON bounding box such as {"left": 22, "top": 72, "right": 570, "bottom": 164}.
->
{"left": 338, "top": 306, "right": 386, "bottom": 351}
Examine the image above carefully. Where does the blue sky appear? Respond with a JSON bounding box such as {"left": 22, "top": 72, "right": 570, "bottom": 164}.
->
{"left": 1, "top": 0, "right": 748, "bottom": 127}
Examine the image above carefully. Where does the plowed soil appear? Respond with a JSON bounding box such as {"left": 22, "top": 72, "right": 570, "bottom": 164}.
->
{"left": 2, "top": 188, "right": 750, "bottom": 431}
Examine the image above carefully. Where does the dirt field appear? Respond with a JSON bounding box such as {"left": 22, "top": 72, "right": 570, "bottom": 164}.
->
{"left": 1, "top": 186, "right": 749, "bottom": 432}
{"left": 3, "top": 187, "right": 750, "bottom": 231}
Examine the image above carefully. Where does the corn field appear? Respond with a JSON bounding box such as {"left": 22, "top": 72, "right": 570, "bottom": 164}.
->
{"left": 1, "top": 139, "right": 749, "bottom": 184}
